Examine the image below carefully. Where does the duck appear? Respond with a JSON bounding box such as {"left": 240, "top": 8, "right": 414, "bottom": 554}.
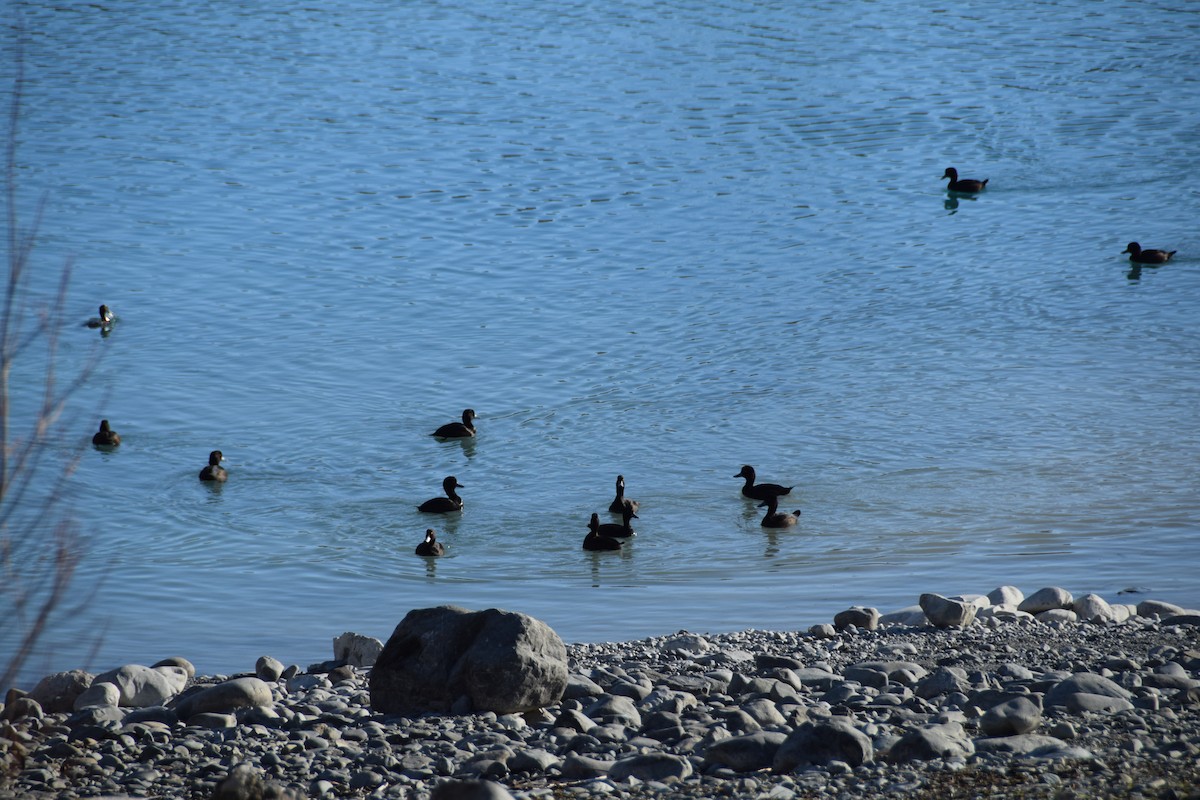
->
{"left": 941, "top": 167, "right": 988, "bottom": 193}
{"left": 597, "top": 501, "right": 637, "bottom": 538}
{"left": 607, "top": 474, "right": 639, "bottom": 514}
{"left": 583, "top": 513, "right": 622, "bottom": 551}
{"left": 1122, "top": 242, "right": 1176, "bottom": 264}
{"left": 759, "top": 496, "right": 800, "bottom": 528}
{"left": 199, "top": 450, "right": 227, "bottom": 482}
{"left": 415, "top": 529, "right": 446, "bottom": 557}
{"left": 735, "top": 465, "right": 793, "bottom": 502}
{"left": 418, "top": 475, "right": 464, "bottom": 513}
{"left": 431, "top": 409, "right": 476, "bottom": 438}
{"left": 92, "top": 419, "right": 121, "bottom": 447}
{"left": 84, "top": 304, "right": 114, "bottom": 329}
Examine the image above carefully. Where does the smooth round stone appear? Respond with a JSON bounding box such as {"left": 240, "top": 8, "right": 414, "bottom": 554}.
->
{"left": 987, "top": 586, "right": 1025, "bottom": 606}
{"left": 256, "top": 656, "right": 285, "bottom": 682}
{"left": 980, "top": 697, "right": 1042, "bottom": 736}
{"left": 1018, "top": 587, "right": 1073, "bottom": 615}
{"left": 833, "top": 607, "right": 880, "bottom": 632}
{"left": 188, "top": 712, "right": 236, "bottom": 729}
{"left": 74, "top": 682, "right": 121, "bottom": 711}
{"left": 151, "top": 657, "right": 196, "bottom": 680}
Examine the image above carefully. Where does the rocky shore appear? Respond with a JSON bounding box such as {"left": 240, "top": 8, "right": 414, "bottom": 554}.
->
{"left": 2, "top": 586, "right": 1199, "bottom": 800}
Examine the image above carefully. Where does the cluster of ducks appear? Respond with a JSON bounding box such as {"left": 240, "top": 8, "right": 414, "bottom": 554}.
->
{"left": 940, "top": 167, "right": 1177, "bottom": 266}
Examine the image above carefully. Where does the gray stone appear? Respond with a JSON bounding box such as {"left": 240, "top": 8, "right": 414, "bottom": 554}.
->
{"left": 742, "top": 697, "right": 787, "bottom": 727}
{"left": 188, "top": 711, "right": 237, "bottom": 729}
{"left": 151, "top": 656, "right": 195, "bottom": 680}
{"left": 703, "top": 731, "right": 788, "bottom": 772}
{"left": 1065, "top": 693, "right": 1135, "bottom": 713}
{"left": 74, "top": 681, "right": 121, "bottom": 711}
{"left": 790, "top": 668, "right": 840, "bottom": 690}
{"left": 564, "top": 674, "right": 605, "bottom": 699}
{"left": 975, "top": 734, "right": 1078, "bottom": 755}
{"left": 174, "top": 676, "right": 274, "bottom": 720}
{"left": 213, "top": 763, "right": 263, "bottom": 800}
{"left": 28, "top": 669, "right": 93, "bottom": 714}
{"left": 1135, "top": 599, "right": 1186, "bottom": 619}
{"left": 987, "top": 586, "right": 1024, "bottom": 606}
{"left": 1035, "top": 608, "right": 1078, "bottom": 624}
{"left": 1161, "top": 614, "right": 1200, "bottom": 627}
{"left": 333, "top": 631, "right": 384, "bottom": 668}
{"left": 1071, "top": 594, "right": 1115, "bottom": 623}
{"left": 919, "top": 594, "right": 977, "bottom": 628}
{"left": 833, "top": 607, "right": 879, "bottom": 631}
{"left": 887, "top": 722, "right": 974, "bottom": 762}
{"left": 608, "top": 753, "right": 693, "bottom": 782}
{"left": 256, "top": 656, "right": 285, "bottom": 682}
{"left": 1044, "top": 673, "right": 1132, "bottom": 709}
{"left": 508, "top": 748, "right": 559, "bottom": 773}
{"left": 662, "top": 633, "right": 712, "bottom": 654}
{"left": 774, "top": 720, "right": 873, "bottom": 771}
{"left": 93, "top": 664, "right": 187, "bottom": 708}
{"left": 1018, "top": 587, "right": 1073, "bottom": 615}
{"left": 585, "top": 694, "right": 641, "bottom": 727}
{"left": 808, "top": 624, "right": 837, "bottom": 639}
{"left": 879, "top": 606, "right": 926, "bottom": 626}
{"left": 914, "top": 667, "right": 969, "bottom": 699}
{"left": 980, "top": 697, "right": 1041, "bottom": 736}
{"left": 369, "top": 606, "right": 567, "bottom": 715}
{"left": 555, "top": 708, "right": 596, "bottom": 732}
{"left": 431, "top": 780, "right": 516, "bottom": 800}
{"left": 559, "top": 754, "right": 613, "bottom": 780}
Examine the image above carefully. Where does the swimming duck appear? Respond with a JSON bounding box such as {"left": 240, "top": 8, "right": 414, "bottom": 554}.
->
{"left": 431, "top": 409, "right": 476, "bottom": 438}
{"left": 84, "top": 304, "right": 114, "bottom": 329}
{"left": 415, "top": 529, "right": 446, "bottom": 557}
{"left": 735, "top": 465, "right": 793, "bottom": 502}
{"left": 199, "top": 450, "right": 227, "bottom": 482}
{"left": 759, "top": 496, "right": 800, "bottom": 528}
{"left": 941, "top": 167, "right": 988, "bottom": 193}
{"left": 607, "top": 474, "right": 639, "bottom": 514}
{"left": 597, "top": 501, "right": 637, "bottom": 538}
{"left": 418, "top": 475, "right": 464, "bottom": 513}
{"left": 1122, "top": 242, "right": 1176, "bottom": 264}
{"left": 92, "top": 419, "right": 121, "bottom": 448}
{"left": 583, "top": 513, "right": 622, "bottom": 551}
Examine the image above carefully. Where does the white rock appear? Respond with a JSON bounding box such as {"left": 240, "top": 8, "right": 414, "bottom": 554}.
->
{"left": 1072, "top": 594, "right": 1114, "bottom": 623}
{"left": 662, "top": 633, "right": 712, "bottom": 654}
{"left": 73, "top": 681, "right": 120, "bottom": 710}
{"left": 919, "top": 594, "right": 977, "bottom": 628}
{"left": 93, "top": 664, "right": 185, "bottom": 708}
{"left": 333, "top": 632, "right": 384, "bottom": 668}
{"left": 1035, "top": 608, "right": 1078, "bottom": 624}
{"left": 987, "top": 586, "right": 1024, "bottom": 606}
{"left": 950, "top": 594, "right": 991, "bottom": 610}
{"left": 1135, "top": 599, "right": 1186, "bottom": 619}
{"left": 1018, "top": 587, "right": 1073, "bottom": 614}
{"left": 879, "top": 606, "right": 926, "bottom": 626}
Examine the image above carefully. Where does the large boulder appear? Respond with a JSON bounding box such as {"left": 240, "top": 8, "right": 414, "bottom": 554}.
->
{"left": 774, "top": 720, "right": 873, "bottom": 771}
{"left": 93, "top": 664, "right": 188, "bottom": 708}
{"left": 919, "top": 594, "right": 977, "bottom": 628}
{"left": 369, "top": 606, "right": 568, "bottom": 715}
{"left": 28, "top": 670, "right": 93, "bottom": 713}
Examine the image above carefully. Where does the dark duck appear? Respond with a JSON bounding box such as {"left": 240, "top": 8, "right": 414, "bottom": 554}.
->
{"left": 199, "top": 450, "right": 227, "bottom": 482}
{"left": 735, "top": 465, "right": 793, "bottom": 502}
{"left": 415, "top": 529, "right": 446, "bottom": 557}
{"left": 597, "top": 501, "right": 637, "bottom": 538}
{"left": 607, "top": 474, "right": 639, "bottom": 514}
{"left": 941, "top": 167, "right": 988, "bottom": 193}
{"left": 1122, "top": 242, "right": 1176, "bottom": 264}
{"left": 583, "top": 513, "right": 622, "bottom": 551}
{"left": 431, "top": 409, "right": 476, "bottom": 438}
{"left": 84, "top": 304, "right": 115, "bottom": 329}
{"left": 759, "top": 496, "right": 800, "bottom": 528}
{"left": 418, "top": 476, "right": 464, "bottom": 513}
{"left": 92, "top": 419, "right": 120, "bottom": 448}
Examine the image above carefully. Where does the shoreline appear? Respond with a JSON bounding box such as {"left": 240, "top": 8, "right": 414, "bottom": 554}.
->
{"left": 3, "top": 585, "right": 1199, "bottom": 799}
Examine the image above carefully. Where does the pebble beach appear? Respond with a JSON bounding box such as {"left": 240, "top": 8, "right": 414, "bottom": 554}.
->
{"left": 2, "top": 585, "right": 1199, "bottom": 800}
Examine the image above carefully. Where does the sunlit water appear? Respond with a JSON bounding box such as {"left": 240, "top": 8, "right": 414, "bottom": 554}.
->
{"left": 4, "top": 0, "right": 1199, "bottom": 686}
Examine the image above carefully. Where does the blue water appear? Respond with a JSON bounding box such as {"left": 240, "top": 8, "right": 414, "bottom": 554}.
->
{"left": 4, "top": 0, "right": 1199, "bottom": 686}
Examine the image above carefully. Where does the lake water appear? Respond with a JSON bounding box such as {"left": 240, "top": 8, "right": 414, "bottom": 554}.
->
{"left": 5, "top": 0, "right": 1199, "bottom": 687}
